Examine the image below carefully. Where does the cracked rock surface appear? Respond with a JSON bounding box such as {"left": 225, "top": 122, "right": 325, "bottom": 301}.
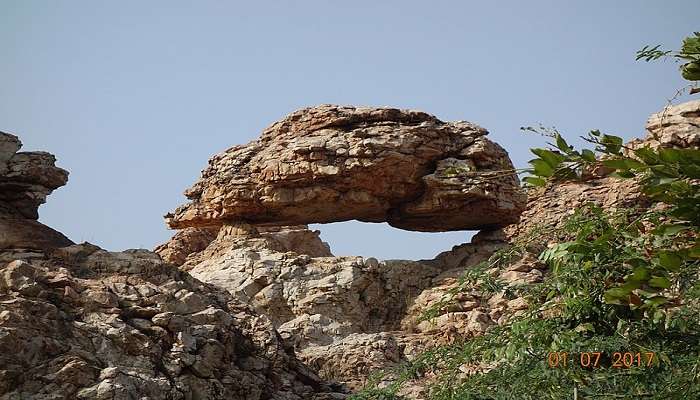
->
{"left": 0, "top": 132, "right": 72, "bottom": 251}
{"left": 0, "top": 244, "right": 345, "bottom": 400}
{"left": 0, "top": 133, "right": 344, "bottom": 400}
{"left": 166, "top": 105, "right": 525, "bottom": 232}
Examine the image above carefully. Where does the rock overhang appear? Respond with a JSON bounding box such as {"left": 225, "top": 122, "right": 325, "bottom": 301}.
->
{"left": 166, "top": 105, "right": 527, "bottom": 232}
{"left": 0, "top": 131, "right": 72, "bottom": 250}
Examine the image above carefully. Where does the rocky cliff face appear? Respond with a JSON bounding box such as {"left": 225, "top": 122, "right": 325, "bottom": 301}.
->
{"left": 0, "top": 134, "right": 343, "bottom": 399}
{"left": 156, "top": 100, "right": 700, "bottom": 395}
{"left": 3, "top": 100, "right": 697, "bottom": 399}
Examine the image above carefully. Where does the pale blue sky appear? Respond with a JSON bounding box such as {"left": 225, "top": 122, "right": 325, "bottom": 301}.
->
{"left": 1, "top": 1, "right": 697, "bottom": 259}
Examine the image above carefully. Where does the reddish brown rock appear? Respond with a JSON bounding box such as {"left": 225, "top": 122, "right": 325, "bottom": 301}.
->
{"left": 165, "top": 105, "right": 525, "bottom": 232}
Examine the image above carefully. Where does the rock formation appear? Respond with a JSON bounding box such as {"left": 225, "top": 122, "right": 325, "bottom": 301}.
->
{"left": 156, "top": 100, "right": 700, "bottom": 395}
{"left": 0, "top": 132, "right": 73, "bottom": 251}
{"left": 165, "top": 105, "right": 526, "bottom": 232}
{"left": 0, "top": 134, "right": 344, "bottom": 399}
{"left": 5, "top": 100, "right": 697, "bottom": 399}
{"left": 155, "top": 105, "right": 529, "bottom": 391}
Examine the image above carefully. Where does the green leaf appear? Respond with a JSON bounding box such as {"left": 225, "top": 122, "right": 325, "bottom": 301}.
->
{"left": 680, "top": 163, "right": 700, "bottom": 179}
{"left": 604, "top": 287, "right": 631, "bottom": 304}
{"left": 650, "top": 164, "right": 679, "bottom": 177}
{"left": 689, "top": 241, "right": 700, "bottom": 258}
{"left": 645, "top": 296, "right": 669, "bottom": 307}
{"left": 523, "top": 176, "right": 547, "bottom": 187}
{"left": 633, "top": 147, "right": 658, "bottom": 164}
{"left": 555, "top": 134, "right": 571, "bottom": 153}
{"left": 600, "top": 134, "right": 624, "bottom": 154}
{"left": 628, "top": 266, "right": 651, "bottom": 282}
{"left": 658, "top": 251, "right": 682, "bottom": 271}
{"left": 648, "top": 276, "right": 671, "bottom": 289}
{"left": 610, "top": 170, "right": 635, "bottom": 179}
{"left": 659, "top": 148, "right": 681, "bottom": 163}
{"left": 653, "top": 223, "right": 688, "bottom": 236}
{"left": 530, "top": 148, "right": 564, "bottom": 168}
{"left": 602, "top": 158, "right": 645, "bottom": 170}
{"left": 530, "top": 159, "right": 554, "bottom": 177}
{"left": 581, "top": 149, "right": 596, "bottom": 162}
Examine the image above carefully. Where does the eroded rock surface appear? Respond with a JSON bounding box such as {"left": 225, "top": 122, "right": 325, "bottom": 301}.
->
{"left": 159, "top": 224, "right": 515, "bottom": 391}
{"left": 0, "top": 133, "right": 344, "bottom": 400}
{"left": 637, "top": 99, "right": 700, "bottom": 149}
{"left": 0, "top": 132, "right": 72, "bottom": 250}
{"left": 166, "top": 105, "right": 525, "bottom": 232}
{"left": 0, "top": 244, "right": 345, "bottom": 400}
{"left": 158, "top": 101, "right": 700, "bottom": 395}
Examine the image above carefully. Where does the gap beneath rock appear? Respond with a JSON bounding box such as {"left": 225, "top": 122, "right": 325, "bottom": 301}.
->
{"left": 310, "top": 220, "right": 475, "bottom": 260}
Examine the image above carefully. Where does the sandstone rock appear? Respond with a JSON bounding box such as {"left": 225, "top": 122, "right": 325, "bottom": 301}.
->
{"left": 299, "top": 332, "right": 405, "bottom": 390}
{"left": 154, "top": 227, "right": 218, "bottom": 265}
{"left": 297, "top": 331, "right": 437, "bottom": 394}
{"left": 0, "top": 133, "right": 69, "bottom": 220}
{"left": 0, "top": 132, "right": 73, "bottom": 251}
{"left": 178, "top": 232, "right": 450, "bottom": 349}
{"left": 639, "top": 99, "right": 700, "bottom": 149}
{"left": 0, "top": 243, "right": 345, "bottom": 399}
{"left": 156, "top": 225, "right": 332, "bottom": 266}
{"left": 0, "top": 218, "right": 73, "bottom": 251}
{"left": 258, "top": 225, "right": 332, "bottom": 258}
{"left": 165, "top": 105, "right": 525, "bottom": 232}
{"left": 0, "top": 133, "right": 344, "bottom": 399}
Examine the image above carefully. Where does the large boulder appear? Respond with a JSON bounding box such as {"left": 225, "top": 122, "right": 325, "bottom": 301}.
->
{"left": 165, "top": 105, "right": 525, "bottom": 232}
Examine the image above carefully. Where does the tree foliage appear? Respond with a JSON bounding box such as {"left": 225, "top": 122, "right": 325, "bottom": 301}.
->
{"left": 637, "top": 32, "right": 700, "bottom": 82}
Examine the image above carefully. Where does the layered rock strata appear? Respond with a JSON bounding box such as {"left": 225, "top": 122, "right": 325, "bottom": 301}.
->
{"left": 0, "top": 132, "right": 73, "bottom": 250}
{"left": 165, "top": 105, "right": 526, "bottom": 232}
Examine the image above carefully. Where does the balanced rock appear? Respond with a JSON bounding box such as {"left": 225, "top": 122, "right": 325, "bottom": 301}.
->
{"left": 0, "top": 132, "right": 72, "bottom": 250}
{"left": 166, "top": 105, "right": 525, "bottom": 232}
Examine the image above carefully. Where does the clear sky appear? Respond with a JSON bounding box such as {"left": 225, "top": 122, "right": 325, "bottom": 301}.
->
{"left": 1, "top": 1, "right": 697, "bottom": 260}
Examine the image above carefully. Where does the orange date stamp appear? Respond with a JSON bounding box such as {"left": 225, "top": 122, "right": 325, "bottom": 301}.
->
{"left": 546, "top": 352, "right": 656, "bottom": 368}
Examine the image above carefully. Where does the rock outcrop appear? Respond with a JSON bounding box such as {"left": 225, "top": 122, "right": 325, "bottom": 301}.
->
{"left": 636, "top": 99, "right": 700, "bottom": 149}
{"left": 156, "top": 100, "right": 700, "bottom": 395}
{"left": 507, "top": 99, "right": 700, "bottom": 240}
{"left": 165, "top": 105, "right": 525, "bottom": 232}
{"left": 154, "top": 105, "right": 527, "bottom": 392}
{"left": 0, "top": 132, "right": 73, "bottom": 250}
{"left": 0, "top": 134, "right": 344, "bottom": 399}
{"left": 8, "top": 100, "right": 695, "bottom": 399}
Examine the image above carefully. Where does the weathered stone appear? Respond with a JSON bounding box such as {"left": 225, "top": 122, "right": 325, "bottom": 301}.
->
{"left": 0, "top": 133, "right": 345, "bottom": 400}
{"left": 638, "top": 99, "right": 700, "bottom": 149}
{"left": 0, "top": 244, "right": 346, "bottom": 399}
{"left": 156, "top": 225, "right": 332, "bottom": 266}
{"left": 165, "top": 105, "right": 525, "bottom": 232}
{"left": 0, "top": 132, "right": 73, "bottom": 250}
